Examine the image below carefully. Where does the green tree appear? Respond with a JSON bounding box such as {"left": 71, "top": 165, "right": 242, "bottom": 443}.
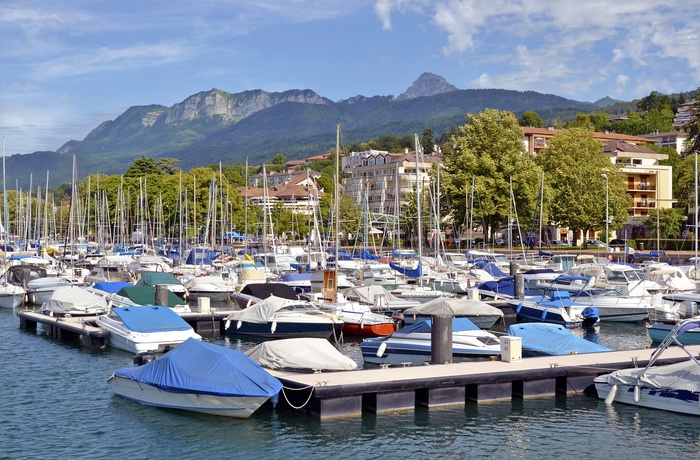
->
{"left": 535, "top": 128, "right": 627, "bottom": 245}
{"left": 271, "top": 153, "right": 286, "bottom": 165}
{"left": 124, "top": 156, "right": 163, "bottom": 177}
{"left": 519, "top": 111, "right": 543, "bottom": 128}
{"left": 156, "top": 158, "right": 181, "bottom": 175}
{"left": 421, "top": 127, "right": 435, "bottom": 154}
{"left": 644, "top": 208, "right": 685, "bottom": 239}
{"left": 441, "top": 109, "right": 541, "bottom": 241}
{"left": 683, "top": 90, "right": 700, "bottom": 155}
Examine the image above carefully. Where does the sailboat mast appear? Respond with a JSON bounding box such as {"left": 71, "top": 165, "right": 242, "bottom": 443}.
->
{"left": 2, "top": 137, "right": 7, "bottom": 242}
{"left": 414, "top": 134, "right": 423, "bottom": 287}
{"left": 335, "top": 124, "right": 340, "bottom": 295}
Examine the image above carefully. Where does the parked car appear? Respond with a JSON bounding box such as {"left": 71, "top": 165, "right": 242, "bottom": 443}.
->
{"left": 585, "top": 239, "right": 606, "bottom": 248}
{"left": 608, "top": 239, "right": 626, "bottom": 248}
{"left": 494, "top": 238, "right": 507, "bottom": 246}
{"left": 549, "top": 240, "right": 569, "bottom": 247}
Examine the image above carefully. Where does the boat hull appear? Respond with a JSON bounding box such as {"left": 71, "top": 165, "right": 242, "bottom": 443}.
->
{"left": 228, "top": 321, "right": 344, "bottom": 339}
{"left": 109, "top": 375, "right": 270, "bottom": 418}
{"left": 97, "top": 317, "right": 202, "bottom": 354}
{"left": 0, "top": 290, "right": 25, "bottom": 309}
{"left": 647, "top": 323, "right": 700, "bottom": 345}
{"left": 594, "top": 378, "right": 700, "bottom": 416}
{"left": 341, "top": 321, "right": 396, "bottom": 337}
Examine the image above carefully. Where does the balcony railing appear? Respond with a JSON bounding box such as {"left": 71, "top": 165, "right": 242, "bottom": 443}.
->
{"left": 627, "top": 183, "right": 656, "bottom": 191}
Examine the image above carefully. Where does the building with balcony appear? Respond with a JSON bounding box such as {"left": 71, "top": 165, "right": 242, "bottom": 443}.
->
{"left": 341, "top": 149, "right": 441, "bottom": 218}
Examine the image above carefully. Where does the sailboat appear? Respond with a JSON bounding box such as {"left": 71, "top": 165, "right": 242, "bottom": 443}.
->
{"left": 389, "top": 134, "right": 444, "bottom": 303}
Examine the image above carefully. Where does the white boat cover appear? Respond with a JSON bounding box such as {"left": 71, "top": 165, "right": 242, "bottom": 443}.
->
{"left": 603, "top": 359, "right": 700, "bottom": 391}
{"left": 42, "top": 286, "right": 109, "bottom": 315}
{"left": 245, "top": 338, "right": 357, "bottom": 371}
{"left": 343, "top": 285, "right": 420, "bottom": 308}
{"left": 403, "top": 297, "right": 503, "bottom": 318}
{"left": 28, "top": 277, "right": 72, "bottom": 290}
{"left": 226, "top": 295, "right": 314, "bottom": 323}
{"left": 184, "top": 276, "right": 232, "bottom": 290}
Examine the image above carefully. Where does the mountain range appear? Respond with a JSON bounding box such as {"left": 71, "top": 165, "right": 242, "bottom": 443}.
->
{"left": 7, "top": 72, "right": 634, "bottom": 189}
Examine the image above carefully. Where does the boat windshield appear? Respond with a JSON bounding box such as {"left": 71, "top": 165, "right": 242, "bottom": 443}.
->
{"left": 626, "top": 270, "right": 644, "bottom": 282}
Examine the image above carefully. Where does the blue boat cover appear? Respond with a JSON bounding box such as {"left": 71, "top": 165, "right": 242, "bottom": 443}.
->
{"left": 472, "top": 261, "right": 507, "bottom": 277}
{"left": 354, "top": 249, "right": 380, "bottom": 260}
{"left": 92, "top": 281, "right": 133, "bottom": 294}
{"left": 113, "top": 338, "right": 282, "bottom": 397}
{"left": 185, "top": 248, "right": 218, "bottom": 265}
{"left": 398, "top": 317, "right": 480, "bottom": 334}
{"left": 506, "top": 323, "right": 612, "bottom": 355}
{"left": 477, "top": 278, "right": 539, "bottom": 296}
{"left": 112, "top": 306, "right": 192, "bottom": 333}
{"left": 389, "top": 261, "right": 422, "bottom": 278}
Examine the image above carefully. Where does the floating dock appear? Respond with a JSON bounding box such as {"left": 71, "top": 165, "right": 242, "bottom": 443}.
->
{"left": 272, "top": 345, "right": 700, "bottom": 419}
{"left": 17, "top": 310, "right": 110, "bottom": 348}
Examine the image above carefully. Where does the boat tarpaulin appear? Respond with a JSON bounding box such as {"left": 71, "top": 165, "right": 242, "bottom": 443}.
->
{"left": 245, "top": 338, "right": 358, "bottom": 371}
{"left": 506, "top": 323, "right": 612, "bottom": 356}
{"left": 404, "top": 297, "right": 503, "bottom": 319}
{"left": 225, "top": 295, "right": 307, "bottom": 323}
{"left": 400, "top": 317, "right": 481, "bottom": 334}
{"left": 113, "top": 338, "right": 282, "bottom": 397}
{"left": 42, "top": 285, "right": 109, "bottom": 314}
{"left": 112, "top": 306, "right": 192, "bottom": 333}
{"left": 116, "top": 285, "right": 184, "bottom": 307}
{"left": 91, "top": 281, "right": 134, "bottom": 294}
{"left": 240, "top": 283, "right": 298, "bottom": 300}
{"left": 389, "top": 261, "right": 422, "bottom": 278}
{"left": 135, "top": 272, "right": 184, "bottom": 288}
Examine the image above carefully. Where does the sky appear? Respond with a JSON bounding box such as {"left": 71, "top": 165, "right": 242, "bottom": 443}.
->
{"left": 2, "top": 0, "right": 699, "bottom": 155}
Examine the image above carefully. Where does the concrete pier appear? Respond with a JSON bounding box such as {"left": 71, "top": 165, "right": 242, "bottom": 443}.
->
{"left": 17, "top": 310, "right": 109, "bottom": 348}
{"left": 272, "top": 345, "right": 700, "bottom": 419}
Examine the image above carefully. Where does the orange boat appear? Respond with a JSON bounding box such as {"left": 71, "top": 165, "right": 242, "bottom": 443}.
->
{"left": 341, "top": 319, "right": 397, "bottom": 337}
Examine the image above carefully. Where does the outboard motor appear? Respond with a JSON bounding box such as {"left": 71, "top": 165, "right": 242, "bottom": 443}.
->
{"left": 581, "top": 306, "right": 600, "bottom": 328}
{"left": 133, "top": 352, "right": 157, "bottom": 366}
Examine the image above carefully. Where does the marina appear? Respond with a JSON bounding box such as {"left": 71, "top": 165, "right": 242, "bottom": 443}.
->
{"left": 4, "top": 305, "right": 700, "bottom": 459}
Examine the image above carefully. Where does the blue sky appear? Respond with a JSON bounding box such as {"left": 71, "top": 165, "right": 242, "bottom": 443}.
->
{"left": 2, "top": 0, "right": 699, "bottom": 155}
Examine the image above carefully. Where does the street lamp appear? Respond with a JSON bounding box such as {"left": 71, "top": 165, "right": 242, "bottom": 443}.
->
{"left": 602, "top": 173, "right": 609, "bottom": 251}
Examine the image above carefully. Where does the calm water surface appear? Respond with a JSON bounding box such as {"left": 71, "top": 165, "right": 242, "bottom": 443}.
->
{"left": 3, "top": 308, "right": 700, "bottom": 460}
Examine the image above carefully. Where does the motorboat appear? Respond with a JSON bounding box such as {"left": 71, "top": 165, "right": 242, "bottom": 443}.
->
{"left": 361, "top": 318, "right": 502, "bottom": 367}
{"left": 40, "top": 285, "right": 111, "bottom": 316}
{"left": 183, "top": 275, "right": 235, "bottom": 302}
{"left": 642, "top": 262, "right": 695, "bottom": 294}
{"left": 595, "top": 317, "right": 700, "bottom": 416}
{"left": 97, "top": 305, "right": 202, "bottom": 354}
{"left": 646, "top": 320, "right": 700, "bottom": 345}
{"left": 135, "top": 272, "right": 187, "bottom": 299}
{"left": 109, "top": 338, "right": 281, "bottom": 418}
{"left": 245, "top": 338, "right": 358, "bottom": 372}
{"left": 27, "top": 277, "right": 73, "bottom": 306}
{"left": 114, "top": 285, "right": 190, "bottom": 311}
{"left": 565, "top": 262, "right": 660, "bottom": 298}
{"left": 0, "top": 271, "right": 26, "bottom": 308}
{"left": 229, "top": 282, "right": 299, "bottom": 310}
{"left": 507, "top": 288, "right": 600, "bottom": 328}
{"left": 506, "top": 323, "right": 612, "bottom": 356}
{"left": 224, "top": 294, "right": 344, "bottom": 339}
{"left": 85, "top": 254, "right": 135, "bottom": 284}
{"left": 317, "top": 297, "right": 398, "bottom": 337}
{"left": 541, "top": 275, "right": 652, "bottom": 323}
{"left": 402, "top": 295, "right": 504, "bottom": 329}
{"left": 127, "top": 255, "right": 173, "bottom": 278}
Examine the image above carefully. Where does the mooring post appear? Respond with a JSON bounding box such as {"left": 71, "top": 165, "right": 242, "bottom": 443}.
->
{"left": 155, "top": 284, "right": 169, "bottom": 306}
{"left": 514, "top": 274, "right": 524, "bottom": 299}
{"left": 431, "top": 314, "right": 453, "bottom": 365}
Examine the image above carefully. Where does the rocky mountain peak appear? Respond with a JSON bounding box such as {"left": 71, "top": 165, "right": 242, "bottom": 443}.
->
{"left": 397, "top": 72, "right": 459, "bottom": 101}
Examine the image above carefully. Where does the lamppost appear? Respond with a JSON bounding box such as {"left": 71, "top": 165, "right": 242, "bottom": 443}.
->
{"left": 602, "top": 173, "right": 609, "bottom": 251}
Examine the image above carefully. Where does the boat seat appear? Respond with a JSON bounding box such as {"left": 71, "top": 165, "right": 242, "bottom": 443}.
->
{"left": 549, "top": 291, "right": 570, "bottom": 301}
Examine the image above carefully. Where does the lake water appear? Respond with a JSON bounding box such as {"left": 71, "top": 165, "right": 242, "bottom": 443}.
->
{"left": 3, "top": 307, "right": 700, "bottom": 460}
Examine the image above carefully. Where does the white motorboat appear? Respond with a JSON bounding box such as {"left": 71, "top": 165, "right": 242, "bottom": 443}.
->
{"left": 109, "top": 338, "right": 281, "bottom": 418}
{"left": 361, "top": 318, "right": 502, "bottom": 366}
{"left": 28, "top": 277, "right": 73, "bottom": 306}
{"left": 595, "top": 317, "right": 700, "bottom": 416}
{"left": 97, "top": 305, "right": 201, "bottom": 354}
{"left": 183, "top": 275, "right": 235, "bottom": 302}
{"left": 40, "top": 285, "right": 109, "bottom": 316}
{"left": 245, "top": 338, "right": 358, "bottom": 372}
{"left": 0, "top": 280, "right": 25, "bottom": 308}
{"left": 224, "top": 294, "right": 344, "bottom": 339}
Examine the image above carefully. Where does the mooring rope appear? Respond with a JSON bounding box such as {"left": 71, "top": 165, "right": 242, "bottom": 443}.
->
{"left": 281, "top": 384, "right": 315, "bottom": 410}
